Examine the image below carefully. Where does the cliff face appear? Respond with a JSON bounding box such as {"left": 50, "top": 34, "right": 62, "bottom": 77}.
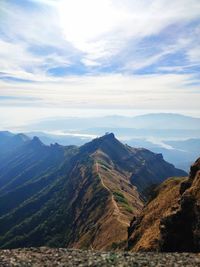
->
{"left": 128, "top": 158, "right": 200, "bottom": 252}
{"left": 160, "top": 158, "right": 200, "bottom": 252}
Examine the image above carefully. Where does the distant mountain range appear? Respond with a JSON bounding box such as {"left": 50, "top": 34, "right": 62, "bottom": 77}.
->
{"left": 16, "top": 113, "right": 199, "bottom": 172}
{"left": 22, "top": 113, "right": 200, "bottom": 140}
{"left": 0, "top": 132, "right": 186, "bottom": 250}
{"left": 24, "top": 132, "right": 200, "bottom": 172}
{"left": 27, "top": 113, "right": 200, "bottom": 131}
{"left": 127, "top": 138, "right": 200, "bottom": 172}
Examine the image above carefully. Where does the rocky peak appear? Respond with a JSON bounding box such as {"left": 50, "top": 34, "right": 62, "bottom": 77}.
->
{"left": 30, "top": 136, "right": 44, "bottom": 147}
{"left": 92, "top": 133, "right": 116, "bottom": 145}
{"left": 180, "top": 157, "right": 200, "bottom": 195}
{"left": 189, "top": 157, "right": 200, "bottom": 179}
{"left": 100, "top": 132, "right": 115, "bottom": 140}
{"left": 80, "top": 132, "right": 129, "bottom": 156}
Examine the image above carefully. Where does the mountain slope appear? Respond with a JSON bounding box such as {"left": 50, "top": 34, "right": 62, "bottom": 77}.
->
{"left": 0, "top": 131, "right": 30, "bottom": 160}
{"left": 0, "top": 132, "right": 186, "bottom": 250}
{"left": 128, "top": 157, "right": 200, "bottom": 252}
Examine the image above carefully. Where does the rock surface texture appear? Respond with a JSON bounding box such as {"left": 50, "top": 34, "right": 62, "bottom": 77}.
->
{"left": 0, "top": 247, "right": 200, "bottom": 267}
{"left": 128, "top": 157, "right": 200, "bottom": 252}
{"left": 160, "top": 157, "right": 200, "bottom": 252}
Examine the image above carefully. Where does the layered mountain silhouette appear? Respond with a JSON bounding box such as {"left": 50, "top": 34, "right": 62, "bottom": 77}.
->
{"left": 0, "top": 132, "right": 186, "bottom": 250}
{"left": 128, "top": 158, "right": 200, "bottom": 252}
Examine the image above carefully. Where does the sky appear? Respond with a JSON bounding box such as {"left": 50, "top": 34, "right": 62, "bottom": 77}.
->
{"left": 0, "top": 0, "right": 200, "bottom": 128}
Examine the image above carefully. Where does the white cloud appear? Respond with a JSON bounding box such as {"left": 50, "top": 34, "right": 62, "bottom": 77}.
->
{"left": 57, "top": 0, "right": 200, "bottom": 64}
{"left": 187, "top": 47, "right": 200, "bottom": 64}
{"left": 0, "top": 0, "right": 76, "bottom": 81}
{"left": 0, "top": 73, "right": 199, "bottom": 109}
{"left": 0, "top": 1, "right": 62, "bottom": 46}
{"left": 1, "top": 0, "right": 200, "bottom": 77}
{"left": 0, "top": 39, "right": 71, "bottom": 82}
{"left": 0, "top": 0, "right": 200, "bottom": 125}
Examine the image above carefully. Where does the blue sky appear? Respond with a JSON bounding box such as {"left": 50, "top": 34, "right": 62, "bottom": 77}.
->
{"left": 0, "top": 0, "right": 200, "bottom": 128}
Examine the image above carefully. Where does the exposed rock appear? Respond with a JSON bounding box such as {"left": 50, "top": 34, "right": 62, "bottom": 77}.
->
{"left": 128, "top": 157, "right": 200, "bottom": 252}
{"left": 160, "top": 157, "right": 200, "bottom": 252}
{"left": 0, "top": 247, "right": 199, "bottom": 267}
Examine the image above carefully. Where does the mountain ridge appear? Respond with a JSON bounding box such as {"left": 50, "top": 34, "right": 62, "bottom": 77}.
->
{"left": 0, "top": 132, "right": 187, "bottom": 250}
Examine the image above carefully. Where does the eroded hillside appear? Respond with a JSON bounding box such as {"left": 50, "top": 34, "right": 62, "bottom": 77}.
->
{"left": 128, "top": 158, "right": 200, "bottom": 252}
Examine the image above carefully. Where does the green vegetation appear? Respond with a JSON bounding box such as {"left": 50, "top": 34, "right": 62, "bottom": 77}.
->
{"left": 124, "top": 205, "right": 133, "bottom": 213}
{"left": 97, "top": 160, "right": 111, "bottom": 170}
{"left": 113, "top": 191, "right": 128, "bottom": 205}
{"left": 113, "top": 191, "right": 133, "bottom": 213}
{"left": 101, "top": 165, "right": 108, "bottom": 171}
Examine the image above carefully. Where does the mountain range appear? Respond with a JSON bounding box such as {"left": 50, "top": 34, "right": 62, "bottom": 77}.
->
{"left": 26, "top": 113, "right": 200, "bottom": 131}
{"left": 25, "top": 131, "right": 199, "bottom": 172}
{"left": 0, "top": 131, "right": 186, "bottom": 250}
{"left": 18, "top": 113, "right": 200, "bottom": 172}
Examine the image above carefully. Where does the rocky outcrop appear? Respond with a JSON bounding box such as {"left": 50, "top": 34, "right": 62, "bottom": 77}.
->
{"left": 128, "top": 157, "right": 200, "bottom": 252}
{"left": 160, "top": 158, "right": 200, "bottom": 252}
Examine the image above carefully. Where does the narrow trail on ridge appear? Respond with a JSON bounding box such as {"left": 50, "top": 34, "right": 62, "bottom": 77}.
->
{"left": 95, "top": 161, "right": 129, "bottom": 226}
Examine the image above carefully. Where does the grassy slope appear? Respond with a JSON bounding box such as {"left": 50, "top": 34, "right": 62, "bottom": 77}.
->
{"left": 128, "top": 177, "right": 187, "bottom": 251}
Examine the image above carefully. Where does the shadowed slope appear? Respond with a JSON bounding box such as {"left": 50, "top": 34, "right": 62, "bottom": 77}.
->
{"left": 128, "top": 157, "right": 200, "bottom": 252}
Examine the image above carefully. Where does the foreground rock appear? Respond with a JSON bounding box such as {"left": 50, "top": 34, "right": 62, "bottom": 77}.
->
{"left": 0, "top": 247, "right": 200, "bottom": 267}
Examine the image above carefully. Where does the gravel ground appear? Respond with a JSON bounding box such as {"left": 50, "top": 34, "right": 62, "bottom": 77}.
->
{"left": 0, "top": 247, "right": 199, "bottom": 267}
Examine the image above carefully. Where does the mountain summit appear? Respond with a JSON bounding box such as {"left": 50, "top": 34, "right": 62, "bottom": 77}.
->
{"left": 0, "top": 132, "right": 186, "bottom": 250}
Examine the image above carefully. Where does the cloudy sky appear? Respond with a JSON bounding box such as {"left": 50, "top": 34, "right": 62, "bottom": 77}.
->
{"left": 0, "top": 0, "right": 200, "bottom": 128}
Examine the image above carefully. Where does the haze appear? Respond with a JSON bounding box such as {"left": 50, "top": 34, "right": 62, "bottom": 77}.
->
{"left": 0, "top": 0, "right": 200, "bottom": 129}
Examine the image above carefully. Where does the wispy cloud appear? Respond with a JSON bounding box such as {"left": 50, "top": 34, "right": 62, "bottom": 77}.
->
{"left": 0, "top": 0, "right": 200, "bottom": 123}
{"left": 1, "top": 0, "right": 200, "bottom": 79}
{"left": 0, "top": 73, "right": 199, "bottom": 109}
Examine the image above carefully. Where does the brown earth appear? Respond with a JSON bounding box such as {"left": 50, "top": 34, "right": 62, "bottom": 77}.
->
{"left": 128, "top": 157, "right": 200, "bottom": 252}
{"left": 70, "top": 149, "right": 143, "bottom": 250}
